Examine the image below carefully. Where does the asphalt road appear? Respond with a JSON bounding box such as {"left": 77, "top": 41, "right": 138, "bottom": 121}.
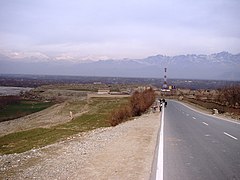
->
{"left": 162, "top": 100, "right": 240, "bottom": 180}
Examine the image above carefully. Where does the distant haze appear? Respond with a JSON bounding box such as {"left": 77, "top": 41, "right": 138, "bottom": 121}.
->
{"left": 0, "top": 51, "right": 239, "bottom": 81}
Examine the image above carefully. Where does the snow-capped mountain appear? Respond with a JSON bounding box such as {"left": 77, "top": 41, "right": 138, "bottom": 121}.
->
{"left": 0, "top": 50, "right": 51, "bottom": 62}
{"left": 0, "top": 51, "right": 240, "bottom": 80}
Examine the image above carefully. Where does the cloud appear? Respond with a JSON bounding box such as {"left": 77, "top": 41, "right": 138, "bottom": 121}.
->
{"left": 0, "top": 0, "right": 240, "bottom": 59}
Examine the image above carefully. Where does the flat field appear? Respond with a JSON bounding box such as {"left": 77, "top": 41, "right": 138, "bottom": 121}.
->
{"left": 0, "top": 100, "right": 53, "bottom": 122}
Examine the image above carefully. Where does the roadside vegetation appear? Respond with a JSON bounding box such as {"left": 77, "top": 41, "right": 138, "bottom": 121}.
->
{"left": 217, "top": 85, "right": 240, "bottom": 107}
{"left": 178, "top": 85, "right": 240, "bottom": 118}
{"left": 109, "top": 88, "right": 155, "bottom": 126}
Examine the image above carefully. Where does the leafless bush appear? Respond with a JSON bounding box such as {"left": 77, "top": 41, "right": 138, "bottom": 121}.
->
{"left": 109, "top": 88, "right": 155, "bottom": 126}
{"left": 109, "top": 105, "right": 132, "bottom": 126}
{"left": 217, "top": 85, "right": 240, "bottom": 107}
{"left": 131, "top": 88, "right": 155, "bottom": 115}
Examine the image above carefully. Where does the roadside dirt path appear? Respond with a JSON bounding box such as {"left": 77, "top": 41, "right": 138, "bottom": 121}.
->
{"left": 0, "top": 112, "right": 160, "bottom": 180}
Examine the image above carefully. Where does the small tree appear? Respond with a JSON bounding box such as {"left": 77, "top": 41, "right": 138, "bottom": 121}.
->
{"left": 217, "top": 85, "right": 240, "bottom": 106}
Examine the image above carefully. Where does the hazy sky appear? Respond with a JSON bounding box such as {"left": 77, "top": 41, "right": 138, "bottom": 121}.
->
{"left": 0, "top": 0, "right": 240, "bottom": 59}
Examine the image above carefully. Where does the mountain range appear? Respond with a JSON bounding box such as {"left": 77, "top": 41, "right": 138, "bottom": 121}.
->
{"left": 0, "top": 51, "right": 240, "bottom": 81}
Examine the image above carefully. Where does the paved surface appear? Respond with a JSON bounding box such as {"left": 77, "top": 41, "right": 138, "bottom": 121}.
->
{"left": 163, "top": 100, "right": 240, "bottom": 180}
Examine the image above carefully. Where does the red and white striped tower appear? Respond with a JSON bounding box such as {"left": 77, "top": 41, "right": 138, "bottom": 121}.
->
{"left": 162, "top": 67, "right": 168, "bottom": 89}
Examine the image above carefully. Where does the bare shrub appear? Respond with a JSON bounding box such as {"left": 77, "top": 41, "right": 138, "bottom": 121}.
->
{"left": 109, "top": 88, "right": 155, "bottom": 126}
{"left": 130, "top": 88, "right": 155, "bottom": 116}
{"left": 109, "top": 105, "right": 132, "bottom": 126}
{"left": 130, "top": 91, "right": 143, "bottom": 116}
{"left": 217, "top": 85, "right": 240, "bottom": 107}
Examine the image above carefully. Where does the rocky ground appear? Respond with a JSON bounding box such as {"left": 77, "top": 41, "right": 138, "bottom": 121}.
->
{"left": 0, "top": 112, "right": 160, "bottom": 180}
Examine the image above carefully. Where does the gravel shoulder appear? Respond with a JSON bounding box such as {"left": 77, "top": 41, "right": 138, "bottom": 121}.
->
{"left": 0, "top": 112, "right": 160, "bottom": 180}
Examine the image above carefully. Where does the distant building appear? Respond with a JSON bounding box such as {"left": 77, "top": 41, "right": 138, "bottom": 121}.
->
{"left": 137, "top": 86, "right": 152, "bottom": 92}
{"left": 97, "top": 89, "right": 110, "bottom": 94}
{"left": 93, "top": 82, "right": 102, "bottom": 85}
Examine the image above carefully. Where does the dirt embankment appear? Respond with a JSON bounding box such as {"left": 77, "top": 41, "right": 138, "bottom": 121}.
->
{"left": 0, "top": 99, "right": 88, "bottom": 137}
{"left": 0, "top": 112, "right": 160, "bottom": 180}
{"left": 0, "top": 87, "right": 91, "bottom": 137}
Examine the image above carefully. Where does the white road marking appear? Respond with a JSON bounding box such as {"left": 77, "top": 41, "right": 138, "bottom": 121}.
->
{"left": 202, "top": 122, "right": 209, "bottom": 126}
{"left": 192, "top": 117, "right": 196, "bottom": 119}
{"left": 224, "top": 132, "right": 238, "bottom": 140}
{"left": 156, "top": 106, "right": 164, "bottom": 180}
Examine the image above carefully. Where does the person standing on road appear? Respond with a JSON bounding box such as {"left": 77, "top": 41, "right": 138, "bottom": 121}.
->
{"left": 159, "top": 103, "right": 163, "bottom": 112}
